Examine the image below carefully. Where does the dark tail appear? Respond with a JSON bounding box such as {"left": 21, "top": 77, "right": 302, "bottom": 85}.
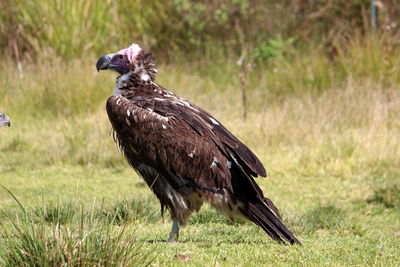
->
{"left": 244, "top": 198, "right": 301, "bottom": 245}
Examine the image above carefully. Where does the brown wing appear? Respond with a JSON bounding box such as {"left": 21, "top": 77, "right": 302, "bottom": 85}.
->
{"left": 192, "top": 105, "right": 266, "bottom": 177}
{"left": 145, "top": 88, "right": 266, "bottom": 178}
{"left": 119, "top": 87, "right": 266, "bottom": 178}
{"left": 106, "top": 95, "right": 235, "bottom": 195}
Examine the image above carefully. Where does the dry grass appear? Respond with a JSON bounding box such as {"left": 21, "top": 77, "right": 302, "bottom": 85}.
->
{"left": 1, "top": 51, "right": 399, "bottom": 175}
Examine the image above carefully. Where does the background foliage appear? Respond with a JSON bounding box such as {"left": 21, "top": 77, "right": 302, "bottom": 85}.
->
{"left": 1, "top": 0, "right": 399, "bottom": 59}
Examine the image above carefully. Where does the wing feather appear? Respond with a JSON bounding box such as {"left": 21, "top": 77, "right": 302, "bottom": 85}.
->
{"left": 107, "top": 95, "right": 231, "bottom": 194}
{"left": 106, "top": 89, "right": 266, "bottom": 199}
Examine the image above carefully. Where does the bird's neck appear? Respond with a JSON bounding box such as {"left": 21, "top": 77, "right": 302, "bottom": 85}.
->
{"left": 114, "top": 69, "right": 154, "bottom": 96}
{"left": 114, "top": 51, "right": 158, "bottom": 96}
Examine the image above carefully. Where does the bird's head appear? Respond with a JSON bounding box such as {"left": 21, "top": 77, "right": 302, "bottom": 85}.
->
{"left": 96, "top": 44, "right": 142, "bottom": 75}
{"left": 0, "top": 113, "right": 10, "bottom": 127}
{"left": 96, "top": 44, "right": 157, "bottom": 81}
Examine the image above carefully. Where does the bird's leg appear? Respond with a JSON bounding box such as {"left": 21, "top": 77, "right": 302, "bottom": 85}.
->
{"left": 167, "top": 220, "right": 179, "bottom": 242}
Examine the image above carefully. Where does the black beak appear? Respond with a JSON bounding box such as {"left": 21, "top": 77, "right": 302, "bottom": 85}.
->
{"left": 0, "top": 113, "right": 11, "bottom": 127}
{"left": 96, "top": 54, "right": 112, "bottom": 72}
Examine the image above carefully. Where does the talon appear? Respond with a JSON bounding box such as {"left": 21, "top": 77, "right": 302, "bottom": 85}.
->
{"left": 167, "top": 232, "right": 179, "bottom": 242}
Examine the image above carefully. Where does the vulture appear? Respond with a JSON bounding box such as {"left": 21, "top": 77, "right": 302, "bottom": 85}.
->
{"left": 0, "top": 113, "right": 10, "bottom": 127}
{"left": 96, "top": 44, "right": 301, "bottom": 245}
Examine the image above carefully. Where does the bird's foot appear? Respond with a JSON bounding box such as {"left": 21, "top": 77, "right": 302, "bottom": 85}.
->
{"left": 167, "top": 232, "right": 179, "bottom": 242}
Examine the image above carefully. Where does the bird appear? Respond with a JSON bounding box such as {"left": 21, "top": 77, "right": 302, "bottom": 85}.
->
{"left": 0, "top": 113, "right": 10, "bottom": 127}
{"left": 96, "top": 44, "right": 301, "bottom": 245}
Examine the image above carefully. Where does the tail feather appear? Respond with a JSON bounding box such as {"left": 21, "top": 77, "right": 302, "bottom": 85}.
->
{"left": 263, "top": 197, "right": 282, "bottom": 220}
{"left": 245, "top": 199, "right": 301, "bottom": 245}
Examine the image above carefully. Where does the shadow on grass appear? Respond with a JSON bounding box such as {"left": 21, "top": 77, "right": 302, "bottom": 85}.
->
{"left": 367, "top": 184, "right": 400, "bottom": 209}
{"left": 287, "top": 204, "right": 366, "bottom": 238}
{"left": 302, "top": 205, "right": 347, "bottom": 232}
{"left": 189, "top": 209, "right": 243, "bottom": 226}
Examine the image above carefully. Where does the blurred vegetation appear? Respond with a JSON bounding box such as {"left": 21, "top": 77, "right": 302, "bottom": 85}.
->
{"left": 0, "top": 0, "right": 399, "bottom": 60}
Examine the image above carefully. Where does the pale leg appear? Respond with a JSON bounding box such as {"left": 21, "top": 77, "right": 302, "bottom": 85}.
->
{"left": 167, "top": 220, "right": 179, "bottom": 242}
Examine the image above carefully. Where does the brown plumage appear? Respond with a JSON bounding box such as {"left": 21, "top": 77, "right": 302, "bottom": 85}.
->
{"left": 96, "top": 44, "right": 301, "bottom": 245}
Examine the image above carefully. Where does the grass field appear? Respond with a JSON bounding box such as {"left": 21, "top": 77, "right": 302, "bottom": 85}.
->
{"left": 0, "top": 46, "right": 399, "bottom": 266}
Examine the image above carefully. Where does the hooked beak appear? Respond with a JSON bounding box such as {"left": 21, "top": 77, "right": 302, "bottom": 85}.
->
{"left": 0, "top": 113, "right": 10, "bottom": 127}
{"left": 96, "top": 54, "right": 113, "bottom": 72}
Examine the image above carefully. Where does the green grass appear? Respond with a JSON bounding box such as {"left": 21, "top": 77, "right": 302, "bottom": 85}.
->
{"left": 0, "top": 166, "right": 399, "bottom": 266}
{"left": 0, "top": 38, "right": 400, "bottom": 265}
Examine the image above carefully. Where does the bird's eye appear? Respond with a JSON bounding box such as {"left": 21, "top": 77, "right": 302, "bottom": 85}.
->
{"left": 119, "top": 55, "right": 124, "bottom": 60}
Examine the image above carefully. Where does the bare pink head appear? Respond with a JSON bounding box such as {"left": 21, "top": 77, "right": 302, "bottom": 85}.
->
{"left": 96, "top": 43, "right": 143, "bottom": 74}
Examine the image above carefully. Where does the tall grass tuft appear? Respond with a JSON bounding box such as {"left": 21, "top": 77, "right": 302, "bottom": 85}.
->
{"left": 1, "top": 201, "right": 153, "bottom": 266}
{"left": 34, "top": 202, "right": 76, "bottom": 225}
